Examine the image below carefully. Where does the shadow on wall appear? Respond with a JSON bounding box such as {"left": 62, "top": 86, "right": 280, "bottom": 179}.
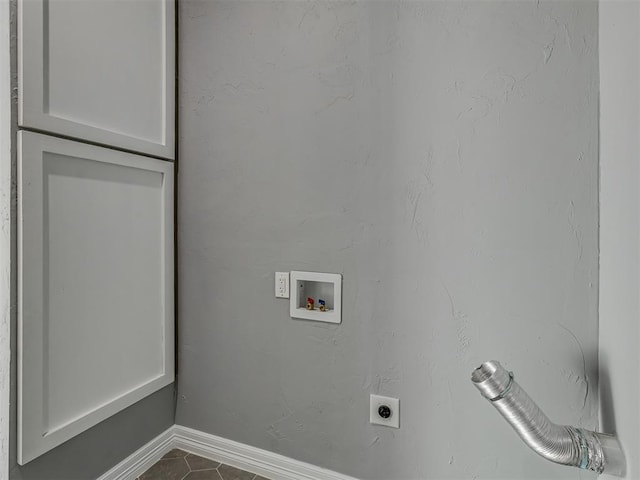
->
{"left": 599, "top": 354, "right": 618, "bottom": 437}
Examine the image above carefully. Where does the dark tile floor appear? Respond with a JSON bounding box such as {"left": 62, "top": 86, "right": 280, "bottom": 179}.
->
{"left": 137, "top": 449, "right": 271, "bottom": 480}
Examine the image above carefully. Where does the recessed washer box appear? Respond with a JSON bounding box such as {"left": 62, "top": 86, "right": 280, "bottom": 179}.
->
{"left": 290, "top": 271, "right": 342, "bottom": 324}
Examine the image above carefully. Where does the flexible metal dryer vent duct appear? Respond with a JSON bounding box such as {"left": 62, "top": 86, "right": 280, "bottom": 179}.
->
{"left": 471, "top": 361, "right": 624, "bottom": 476}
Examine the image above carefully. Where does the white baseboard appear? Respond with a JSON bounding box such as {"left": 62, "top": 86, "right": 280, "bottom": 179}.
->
{"left": 96, "top": 427, "right": 175, "bottom": 480}
{"left": 97, "top": 424, "right": 359, "bottom": 480}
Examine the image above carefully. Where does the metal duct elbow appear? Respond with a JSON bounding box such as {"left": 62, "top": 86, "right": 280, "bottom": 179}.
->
{"left": 471, "top": 361, "right": 624, "bottom": 476}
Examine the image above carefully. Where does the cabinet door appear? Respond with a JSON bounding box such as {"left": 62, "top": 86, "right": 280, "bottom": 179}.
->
{"left": 17, "top": 131, "right": 174, "bottom": 464}
{"left": 18, "top": 0, "right": 175, "bottom": 159}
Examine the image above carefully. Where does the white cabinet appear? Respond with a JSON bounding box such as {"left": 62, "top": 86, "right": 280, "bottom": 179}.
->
{"left": 17, "top": 0, "right": 175, "bottom": 463}
{"left": 17, "top": 131, "right": 174, "bottom": 464}
{"left": 19, "top": 0, "right": 175, "bottom": 159}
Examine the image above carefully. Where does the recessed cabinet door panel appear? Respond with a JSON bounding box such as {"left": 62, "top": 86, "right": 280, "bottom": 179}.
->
{"left": 17, "top": 132, "right": 174, "bottom": 465}
{"left": 19, "top": 0, "right": 175, "bottom": 159}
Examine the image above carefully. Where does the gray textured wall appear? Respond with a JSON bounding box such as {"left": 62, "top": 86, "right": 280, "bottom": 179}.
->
{"left": 177, "top": 1, "right": 599, "bottom": 479}
{"left": 599, "top": 3, "right": 639, "bottom": 479}
{"left": 0, "top": 0, "right": 11, "bottom": 476}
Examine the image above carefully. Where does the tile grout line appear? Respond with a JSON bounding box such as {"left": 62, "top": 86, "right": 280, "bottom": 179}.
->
{"left": 179, "top": 456, "right": 190, "bottom": 480}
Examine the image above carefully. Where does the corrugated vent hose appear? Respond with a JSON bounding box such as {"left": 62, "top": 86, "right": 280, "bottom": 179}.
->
{"left": 471, "top": 360, "right": 624, "bottom": 476}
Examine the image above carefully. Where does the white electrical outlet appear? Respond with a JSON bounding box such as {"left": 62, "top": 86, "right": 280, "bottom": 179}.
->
{"left": 370, "top": 394, "right": 400, "bottom": 428}
{"left": 275, "top": 272, "right": 289, "bottom": 298}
